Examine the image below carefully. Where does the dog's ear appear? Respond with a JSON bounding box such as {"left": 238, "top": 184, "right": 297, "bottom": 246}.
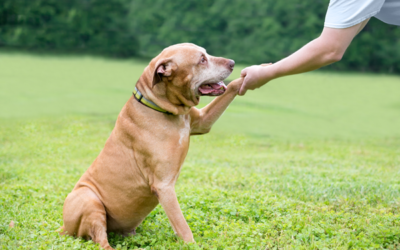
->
{"left": 152, "top": 58, "right": 177, "bottom": 87}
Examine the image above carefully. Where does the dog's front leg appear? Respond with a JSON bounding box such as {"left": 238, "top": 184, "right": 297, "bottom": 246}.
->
{"left": 190, "top": 77, "right": 243, "bottom": 135}
{"left": 152, "top": 184, "right": 194, "bottom": 242}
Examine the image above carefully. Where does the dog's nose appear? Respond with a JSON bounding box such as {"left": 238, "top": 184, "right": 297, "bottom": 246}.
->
{"left": 228, "top": 59, "right": 235, "bottom": 70}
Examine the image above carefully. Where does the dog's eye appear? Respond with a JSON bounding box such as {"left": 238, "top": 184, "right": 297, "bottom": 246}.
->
{"left": 200, "top": 56, "right": 206, "bottom": 64}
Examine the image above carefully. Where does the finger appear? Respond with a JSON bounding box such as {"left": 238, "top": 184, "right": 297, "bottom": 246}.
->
{"left": 239, "top": 86, "right": 247, "bottom": 96}
{"left": 238, "top": 78, "right": 248, "bottom": 96}
{"left": 240, "top": 68, "right": 248, "bottom": 77}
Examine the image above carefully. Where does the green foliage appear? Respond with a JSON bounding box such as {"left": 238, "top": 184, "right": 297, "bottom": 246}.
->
{"left": 337, "top": 18, "right": 400, "bottom": 73}
{"left": 129, "top": 0, "right": 321, "bottom": 62}
{"left": 1, "top": 0, "right": 400, "bottom": 72}
{"left": 129, "top": 0, "right": 400, "bottom": 73}
{"left": 1, "top": 53, "right": 400, "bottom": 249}
{"left": 0, "top": 0, "right": 139, "bottom": 57}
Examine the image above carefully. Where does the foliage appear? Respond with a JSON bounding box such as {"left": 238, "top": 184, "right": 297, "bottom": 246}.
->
{"left": 0, "top": 0, "right": 138, "bottom": 57}
{"left": 128, "top": 0, "right": 400, "bottom": 73}
{"left": 1, "top": 0, "right": 400, "bottom": 72}
{"left": 1, "top": 53, "right": 400, "bottom": 249}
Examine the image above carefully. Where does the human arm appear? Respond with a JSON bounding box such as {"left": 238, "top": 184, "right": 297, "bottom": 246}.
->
{"left": 239, "top": 19, "right": 370, "bottom": 95}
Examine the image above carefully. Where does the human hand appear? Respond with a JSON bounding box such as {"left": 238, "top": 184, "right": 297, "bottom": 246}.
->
{"left": 239, "top": 63, "right": 273, "bottom": 95}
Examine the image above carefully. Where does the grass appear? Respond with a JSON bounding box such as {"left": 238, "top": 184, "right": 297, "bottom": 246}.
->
{"left": 0, "top": 52, "right": 400, "bottom": 249}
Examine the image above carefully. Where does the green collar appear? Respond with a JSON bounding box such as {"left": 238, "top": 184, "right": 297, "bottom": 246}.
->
{"left": 133, "top": 87, "right": 173, "bottom": 115}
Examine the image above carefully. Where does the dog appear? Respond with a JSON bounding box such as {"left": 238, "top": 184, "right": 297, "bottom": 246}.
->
{"left": 60, "top": 43, "right": 243, "bottom": 249}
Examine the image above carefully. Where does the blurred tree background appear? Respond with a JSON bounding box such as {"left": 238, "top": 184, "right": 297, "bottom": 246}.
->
{"left": 1, "top": 0, "right": 399, "bottom": 72}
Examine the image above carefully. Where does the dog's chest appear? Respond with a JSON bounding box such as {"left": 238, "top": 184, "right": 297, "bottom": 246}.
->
{"left": 132, "top": 114, "right": 191, "bottom": 165}
{"left": 177, "top": 117, "right": 190, "bottom": 146}
{"left": 154, "top": 115, "right": 190, "bottom": 147}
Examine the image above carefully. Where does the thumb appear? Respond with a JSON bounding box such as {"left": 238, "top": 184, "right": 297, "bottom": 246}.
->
{"left": 238, "top": 76, "right": 248, "bottom": 96}
{"left": 240, "top": 68, "right": 248, "bottom": 78}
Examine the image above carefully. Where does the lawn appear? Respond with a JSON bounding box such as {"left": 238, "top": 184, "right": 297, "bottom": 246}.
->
{"left": 0, "top": 52, "right": 400, "bottom": 249}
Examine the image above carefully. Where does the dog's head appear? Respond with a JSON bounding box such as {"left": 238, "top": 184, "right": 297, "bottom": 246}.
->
{"left": 137, "top": 43, "right": 234, "bottom": 115}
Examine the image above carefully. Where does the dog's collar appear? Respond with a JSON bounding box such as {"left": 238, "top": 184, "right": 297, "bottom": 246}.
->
{"left": 133, "top": 87, "right": 173, "bottom": 115}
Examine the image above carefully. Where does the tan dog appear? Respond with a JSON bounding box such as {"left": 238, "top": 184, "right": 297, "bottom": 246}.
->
{"left": 60, "top": 43, "right": 243, "bottom": 250}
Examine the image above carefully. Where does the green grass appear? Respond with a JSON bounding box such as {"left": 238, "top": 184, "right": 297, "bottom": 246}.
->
{"left": 1, "top": 52, "right": 400, "bottom": 249}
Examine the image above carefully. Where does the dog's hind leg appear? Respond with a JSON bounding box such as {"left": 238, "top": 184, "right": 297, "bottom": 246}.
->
{"left": 61, "top": 187, "right": 114, "bottom": 250}
{"left": 88, "top": 212, "right": 114, "bottom": 250}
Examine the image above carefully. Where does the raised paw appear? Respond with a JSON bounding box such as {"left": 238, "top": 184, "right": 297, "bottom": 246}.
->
{"left": 227, "top": 77, "right": 245, "bottom": 93}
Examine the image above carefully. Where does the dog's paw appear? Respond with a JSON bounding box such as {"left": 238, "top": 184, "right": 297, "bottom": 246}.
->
{"left": 227, "top": 77, "right": 244, "bottom": 94}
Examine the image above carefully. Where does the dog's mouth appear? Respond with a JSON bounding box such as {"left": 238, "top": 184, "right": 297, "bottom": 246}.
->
{"left": 197, "top": 82, "right": 227, "bottom": 96}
